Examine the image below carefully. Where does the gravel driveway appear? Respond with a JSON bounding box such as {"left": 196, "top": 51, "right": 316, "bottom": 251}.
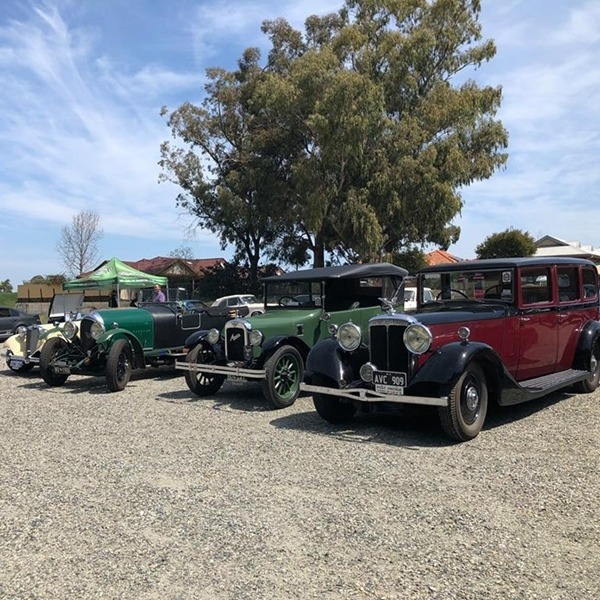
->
{"left": 0, "top": 347, "right": 598, "bottom": 600}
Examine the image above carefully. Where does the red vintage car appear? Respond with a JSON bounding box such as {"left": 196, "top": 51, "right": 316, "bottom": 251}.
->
{"left": 302, "top": 258, "right": 600, "bottom": 441}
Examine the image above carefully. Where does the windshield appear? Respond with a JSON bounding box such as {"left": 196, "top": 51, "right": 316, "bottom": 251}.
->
{"left": 418, "top": 268, "right": 514, "bottom": 303}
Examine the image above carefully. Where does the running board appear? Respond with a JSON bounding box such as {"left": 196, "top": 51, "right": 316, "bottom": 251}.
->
{"left": 520, "top": 368, "right": 589, "bottom": 393}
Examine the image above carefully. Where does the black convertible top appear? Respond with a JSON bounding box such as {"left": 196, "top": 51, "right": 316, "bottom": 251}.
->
{"left": 418, "top": 257, "right": 596, "bottom": 273}
{"left": 261, "top": 262, "right": 408, "bottom": 282}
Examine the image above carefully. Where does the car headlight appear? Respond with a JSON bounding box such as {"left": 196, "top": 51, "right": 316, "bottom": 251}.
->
{"left": 63, "top": 321, "right": 78, "bottom": 340}
{"left": 90, "top": 321, "right": 105, "bottom": 340}
{"left": 16, "top": 325, "right": 28, "bottom": 339}
{"left": 249, "top": 329, "right": 263, "bottom": 346}
{"left": 336, "top": 322, "right": 362, "bottom": 352}
{"left": 403, "top": 323, "right": 432, "bottom": 355}
{"left": 206, "top": 328, "right": 220, "bottom": 345}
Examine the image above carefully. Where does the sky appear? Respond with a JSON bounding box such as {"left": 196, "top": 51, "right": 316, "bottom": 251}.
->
{"left": 1, "top": 0, "right": 599, "bottom": 286}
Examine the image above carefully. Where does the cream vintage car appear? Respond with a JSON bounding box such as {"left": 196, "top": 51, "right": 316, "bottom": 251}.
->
{"left": 4, "top": 293, "right": 86, "bottom": 373}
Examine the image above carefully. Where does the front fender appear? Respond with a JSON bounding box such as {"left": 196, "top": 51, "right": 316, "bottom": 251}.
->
{"left": 96, "top": 329, "right": 145, "bottom": 368}
{"left": 408, "top": 342, "right": 504, "bottom": 396}
{"left": 184, "top": 330, "right": 224, "bottom": 360}
{"left": 304, "top": 339, "right": 370, "bottom": 387}
{"left": 259, "top": 335, "right": 311, "bottom": 367}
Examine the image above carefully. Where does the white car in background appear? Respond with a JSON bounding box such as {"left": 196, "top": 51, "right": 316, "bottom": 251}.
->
{"left": 211, "top": 294, "right": 265, "bottom": 316}
{"left": 404, "top": 287, "right": 434, "bottom": 311}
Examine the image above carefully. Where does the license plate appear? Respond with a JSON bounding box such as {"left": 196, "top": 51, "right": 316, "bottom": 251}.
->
{"left": 9, "top": 358, "right": 24, "bottom": 367}
{"left": 53, "top": 366, "right": 71, "bottom": 375}
{"left": 373, "top": 370, "right": 406, "bottom": 395}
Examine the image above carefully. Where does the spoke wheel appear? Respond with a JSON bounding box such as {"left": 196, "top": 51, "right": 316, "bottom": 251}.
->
{"left": 439, "top": 363, "right": 488, "bottom": 442}
{"left": 184, "top": 344, "right": 225, "bottom": 396}
{"left": 106, "top": 339, "right": 133, "bottom": 392}
{"left": 39, "top": 337, "right": 69, "bottom": 387}
{"left": 262, "top": 345, "right": 303, "bottom": 409}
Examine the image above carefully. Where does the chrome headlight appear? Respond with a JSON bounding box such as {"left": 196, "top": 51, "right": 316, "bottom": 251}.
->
{"left": 403, "top": 323, "right": 432, "bottom": 355}
{"left": 206, "top": 328, "right": 220, "bottom": 345}
{"left": 16, "top": 325, "right": 28, "bottom": 339}
{"left": 336, "top": 322, "right": 362, "bottom": 352}
{"left": 90, "top": 321, "right": 105, "bottom": 340}
{"left": 249, "top": 329, "right": 263, "bottom": 347}
{"left": 63, "top": 321, "right": 78, "bottom": 340}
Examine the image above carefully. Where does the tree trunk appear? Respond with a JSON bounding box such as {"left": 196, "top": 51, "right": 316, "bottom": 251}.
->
{"left": 313, "top": 230, "right": 325, "bottom": 267}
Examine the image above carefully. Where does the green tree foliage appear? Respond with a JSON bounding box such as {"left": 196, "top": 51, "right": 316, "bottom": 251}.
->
{"left": 0, "top": 279, "right": 13, "bottom": 293}
{"left": 161, "top": 0, "right": 508, "bottom": 277}
{"left": 475, "top": 228, "right": 537, "bottom": 259}
{"left": 388, "top": 248, "right": 428, "bottom": 275}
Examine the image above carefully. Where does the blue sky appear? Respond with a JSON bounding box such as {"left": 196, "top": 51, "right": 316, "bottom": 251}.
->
{"left": 1, "top": 0, "right": 599, "bottom": 285}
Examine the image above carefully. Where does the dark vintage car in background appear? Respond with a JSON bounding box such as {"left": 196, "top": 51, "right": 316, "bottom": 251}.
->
{"left": 38, "top": 301, "right": 235, "bottom": 391}
{"left": 0, "top": 305, "right": 41, "bottom": 342}
{"left": 176, "top": 263, "right": 408, "bottom": 409}
{"left": 302, "top": 257, "right": 600, "bottom": 441}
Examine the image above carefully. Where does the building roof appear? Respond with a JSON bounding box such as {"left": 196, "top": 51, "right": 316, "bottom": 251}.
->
{"left": 534, "top": 236, "right": 600, "bottom": 262}
{"left": 425, "top": 249, "right": 462, "bottom": 266}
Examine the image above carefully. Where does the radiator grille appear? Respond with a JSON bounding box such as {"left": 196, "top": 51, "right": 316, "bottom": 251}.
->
{"left": 80, "top": 319, "right": 97, "bottom": 354}
{"left": 26, "top": 327, "right": 40, "bottom": 355}
{"left": 370, "top": 322, "right": 410, "bottom": 373}
{"left": 225, "top": 325, "right": 247, "bottom": 361}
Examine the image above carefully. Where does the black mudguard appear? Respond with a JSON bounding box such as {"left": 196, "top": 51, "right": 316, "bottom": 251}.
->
{"left": 572, "top": 320, "right": 600, "bottom": 370}
{"left": 304, "top": 339, "right": 370, "bottom": 387}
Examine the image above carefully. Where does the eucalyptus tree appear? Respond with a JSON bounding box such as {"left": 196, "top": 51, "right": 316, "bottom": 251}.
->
{"left": 160, "top": 49, "right": 289, "bottom": 284}
{"left": 255, "top": 0, "right": 509, "bottom": 266}
{"left": 161, "top": 0, "right": 508, "bottom": 272}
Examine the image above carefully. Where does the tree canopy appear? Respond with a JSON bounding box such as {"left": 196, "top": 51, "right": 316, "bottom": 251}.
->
{"left": 475, "top": 228, "right": 537, "bottom": 259}
{"left": 160, "top": 0, "right": 508, "bottom": 282}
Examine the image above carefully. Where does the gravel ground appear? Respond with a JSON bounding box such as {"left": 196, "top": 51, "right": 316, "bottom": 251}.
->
{"left": 0, "top": 344, "right": 598, "bottom": 600}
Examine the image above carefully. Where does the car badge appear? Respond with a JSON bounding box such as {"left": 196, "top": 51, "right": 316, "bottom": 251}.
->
{"left": 229, "top": 333, "right": 242, "bottom": 342}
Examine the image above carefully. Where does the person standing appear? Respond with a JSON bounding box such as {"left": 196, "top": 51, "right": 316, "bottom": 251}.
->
{"left": 152, "top": 284, "right": 166, "bottom": 302}
{"left": 109, "top": 289, "right": 119, "bottom": 307}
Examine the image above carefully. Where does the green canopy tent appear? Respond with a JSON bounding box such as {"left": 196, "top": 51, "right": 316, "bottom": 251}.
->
{"left": 64, "top": 257, "right": 168, "bottom": 304}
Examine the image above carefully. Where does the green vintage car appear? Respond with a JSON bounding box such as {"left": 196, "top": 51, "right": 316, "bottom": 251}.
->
{"left": 38, "top": 302, "right": 235, "bottom": 392}
{"left": 176, "top": 263, "right": 408, "bottom": 408}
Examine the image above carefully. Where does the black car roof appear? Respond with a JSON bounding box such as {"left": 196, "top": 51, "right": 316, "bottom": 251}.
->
{"left": 418, "top": 257, "right": 597, "bottom": 273}
{"left": 261, "top": 262, "right": 408, "bottom": 282}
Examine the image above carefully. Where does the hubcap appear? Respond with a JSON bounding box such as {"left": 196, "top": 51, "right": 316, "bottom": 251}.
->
{"left": 465, "top": 384, "right": 480, "bottom": 412}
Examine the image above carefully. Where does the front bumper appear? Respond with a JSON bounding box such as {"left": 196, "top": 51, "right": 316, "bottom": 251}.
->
{"left": 300, "top": 382, "right": 448, "bottom": 407}
{"left": 175, "top": 361, "right": 266, "bottom": 380}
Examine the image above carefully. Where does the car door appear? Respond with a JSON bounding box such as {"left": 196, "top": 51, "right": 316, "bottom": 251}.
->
{"left": 555, "top": 265, "right": 588, "bottom": 371}
{"left": 515, "top": 266, "right": 558, "bottom": 380}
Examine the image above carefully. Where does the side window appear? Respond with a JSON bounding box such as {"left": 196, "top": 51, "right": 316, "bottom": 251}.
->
{"left": 0, "top": 307, "right": 10, "bottom": 317}
{"left": 582, "top": 267, "right": 598, "bottom": 299}
{"left": 521, "top": 267, "right": 552, "bottom": 305}
{"left": 557, "top": 267, "right": 580, "bottom": 302}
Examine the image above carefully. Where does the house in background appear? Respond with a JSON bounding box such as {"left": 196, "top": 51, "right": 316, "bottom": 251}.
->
{"left": 534, "top": 236, "right": 600, "bottom": 270}
{"left": 125, "top": 256, "right": 227, "bottom": 297}
{"left": 425, "top": 249, "right": 462, "bottom": 266}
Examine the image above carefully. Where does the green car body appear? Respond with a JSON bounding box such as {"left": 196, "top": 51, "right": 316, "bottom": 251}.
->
{"left": 38, "top": 302, "right": 234, "bottom": 392}
{"left": 177, "top": 263, "right": 408, "bottom": 408}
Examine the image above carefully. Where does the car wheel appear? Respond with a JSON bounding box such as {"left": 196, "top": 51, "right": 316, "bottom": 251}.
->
{"left": 312, "top": 375, "right": 356, "bottom": 424}
{"left": 575, "top": 342, "right": 600, "bottom": 393}
{"left": 262, "top": 345, "right": 303, "bottom": 409}
{"left": 184, "top": 344, "right": 225, "bottom": 396}
{"left": 438, "top": 363, "right": 488, "bottom": 442}
{"left": 39, "top": 337, "right": 69, "bottom": 387}
{"left": 106, "top": 339, "right": 133, "bottom": 392}
{"left": 5, "top": 350, "right": 35, "bottom": 373}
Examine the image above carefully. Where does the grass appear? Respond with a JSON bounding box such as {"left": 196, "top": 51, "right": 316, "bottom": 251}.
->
{"left": 0, "top": 292, "right": 17, "bottom": 307}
